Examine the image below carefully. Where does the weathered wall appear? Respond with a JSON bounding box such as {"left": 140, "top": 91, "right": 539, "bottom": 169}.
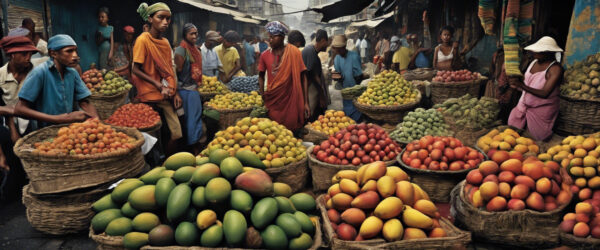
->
{"left": 564, "top": 0, "right": 600, "bottom": 65}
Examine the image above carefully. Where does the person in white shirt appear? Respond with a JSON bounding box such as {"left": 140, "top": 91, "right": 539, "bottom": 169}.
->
{"left": 200, "top": 31, "right": 224, "bottom": 80}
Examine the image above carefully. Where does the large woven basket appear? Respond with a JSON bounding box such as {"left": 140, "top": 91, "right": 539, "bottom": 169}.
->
{"left": 451, "top": 181, "right": 570, "bottom": 248}
{"left": 89, "top": 91, "right": 129, "bottom": 120}
{"left": 307, "top": 146, "right": 397, "bottom": 192}
{"left": 138, "top": 120, "right": 162, "bottom": 134}
{"left": 560, "top": 231, "right": 600, "bottom": 249}
{"left": 555, "top": 94, "right": 600, "bottom": 136}
{"left": 317, "top": 195, "right": 471, "bottom": 250}
{"left": 403, "top": 68, "right": 436, "bottom": 81}
{"left": 265, "top": 156, "right": 308, "bottom": 193}
{"left": 89, "top": 226, "right": 125, "bottom": 250}
{"left": 430, "top": 77, "right": 486, "bottom": 104}
{"left": 353, "top": 91, "right": 421, "bottom": 124}
{"left": 23, "top": 184, "right": 109, "bottom": 235}
{"left": 396, "top": 147, "right": 486, "bottom": 203}
{"left": 14, "top": 124, "right": 146, "bottom": 195}
{"left": 205, "top": 105, "right": 254, "bottom": 130}
{"left": 302, "top": 125, "right": 329, "bottom": 144}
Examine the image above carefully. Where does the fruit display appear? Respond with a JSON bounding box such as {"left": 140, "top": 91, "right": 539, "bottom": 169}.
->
{"left": 306, "top": 110, "right": 355, "bottom": 136}
{"left": 199, "top": 75, "right": 230, "bottom": 94}
{"left": 83, "top": 68, "right": 132, "bottom": 96}
{"left": 323, "top": 162, "right": 449, "bottom": 242}
{"left": 464, "top": 151, "right": 571, "bottom": 212}
{"left": 227, "top": 75, "right": 259, "bottom": 93}
{"left": 400, "top": 136, "right": 485, "bottom": 171}
{"left": 249, "top": 106, "right": 268, "bottom": 118}
{"left": 560, "top": 196, "right": 600, "bottom": 239}
{"left": 90, "top": 150, "right": 319, "bottom": 249}
{"left": 561, "top": 53, "right": 600, "bottom": 100}
{"left": 340, "top": 85, "right": 367, "bottom": 99}
{"left": 311, "top": 123, "right": 401, "bottom": 166}
{"left": 476, "top": 127, "right": 539, "bottom": 155}
{"left": 389, "top": 108, "right": 450, "bottom": 143}
{"left": 434, "top": 94, "right": 500, "bottom": 129}
{"left": 356, "top": 70, "right": 419, "bottom": 106}
{"left": 432, "top": 69, "right": 480, "bottom": 83}
{"left": 201, "top": 118, "right": 306, "bottom": 168}
{"left": 538, "top": 133, "right": 600, "bottom": 200}
{"left": 33, "top": 118, "right": 137, "bottom": 156}
{"left": 205, "top": 91, "right": 263, "bottom": 110}
{"left": 105, "top": 103, "right": 160, "bottom": 129}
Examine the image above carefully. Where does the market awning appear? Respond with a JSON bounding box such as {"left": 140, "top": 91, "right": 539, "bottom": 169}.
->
{"left": 178, "top": 0, "right": 265, "bottom": 24}
{"left": 349, "top": 11, "right": 394, "bottom": 28}
{"left": 233, "top": 16, "right": 261, "bottom": 25}
{"left": 311, "top": 0, "right": 375, "bottom": 23}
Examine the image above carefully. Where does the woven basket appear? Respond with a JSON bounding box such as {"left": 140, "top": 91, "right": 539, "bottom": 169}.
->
{"left": 430, "top": 77, "right": 486, "bottom": 104}
{"left": 137, "top": 120, "right": 162, "bottom": 134}
{"left": 555, "top": 95, "right": 600, "bottom": 136}
{"left": 89, "top": 226, "right": 125, "bottom": 250}
{"left": 22, "top": 184, "right": 109, "bottom": 235}
{"left": 14, "top": 124, "right": 146, "bottom": 195}
{"left": 317, "top": 195, "right": 471, "bottom": 250}
{"left": 307, "top": 146, "right": 397, "bottom": 192}
{"left": 446, "top": 120, "right": 501, "bottom": 148}
{"left": 265, "top": 156, "right": 308, "bottom": 193}
{"left": 403, "top": 68, "right": 436, "bottom": 81}
{"left": 302, "top": 125, "right": 329, "bottom": 144}
{"left": 560, "top": 231, "right": 600, "bottom": 249}
{"left": 450, "top": 180, "right": 570, "bottom": 248}
{"left": 353, "top": 91, "right": 421, "bottom": 124}
{"left": 205, "top": 105, "right": 254, "bottom": 130}
{"left": 89, "top": 91, "right": 129, "bottom": 120}
{"left": 396, "top": 147, "right": 486, "bottom": 203}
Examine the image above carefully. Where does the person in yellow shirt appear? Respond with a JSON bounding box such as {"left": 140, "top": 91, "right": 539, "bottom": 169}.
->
{"left": 215, "top": 30, "right": 242, "bottom": 83}
{"left": 391, "top": 36, "right": 414, "bottom": 74}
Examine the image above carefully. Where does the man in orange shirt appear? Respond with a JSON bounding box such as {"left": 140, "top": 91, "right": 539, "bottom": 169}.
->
{"left": 131, "top": 2, "right": 182, "bottom": 154}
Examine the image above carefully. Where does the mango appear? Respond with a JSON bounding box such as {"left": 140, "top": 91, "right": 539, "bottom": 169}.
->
{"left": 413, "top": 199, "right": 438, "bottom": 218}
{"left": 294, "top": 211, "right": 315, "bottom": 234}
{"left": 205, "top": 177, "right": 232, "bottom": 203}
{"left": 337, "top": 223, "right": 357, "bottom": 240}
{"left": 121, "top": 202, "right": 140, "bottom": 218}
{"left": 526, "top": 192, "right": 545, "bottom": 211}
{"left": 374, "top": 197, "right": 404, "bottom": 219}
{"left": 93, "top": 194, "right": 119, "bottom": 212}
{"left": 356, "top": 164, "right": 368, "bottom": 184}
{"left": 91, "top": 208, "right": 122, "bottom": 233}
{"left": 244, "top": 227, "right": 263, "bottom": 248}
{"left": 376, "top": 176, "right": 396, "bottom": 198}
{"left": 234, "top": 169, "right": 273, "bottom": 197}
{"left": 385, "top": 166, "right": 409, "bottom": 182}
{"left": 209, "top": 149, "right": 230, "bottom": 165}
{"left": 273, "top": 182, "right": 293, "bottom": 197}
{"left": 196, "top": 209, "right": 217, "bottom": 229}
{"left": 160, "top": 170, "right": 175, "bottom": 178}
{"left": 128, "top": 185, "right": 157, "bottom": 211}
{"left": 148, "top": 224, "right": 174, "bottom": 246}
{"left": 167, "top": 184, "right": 192, "bottom": 222}
{"left": 536, "top": 177, "right": 552, "bottom": 194}
{"left": 165, "top": 152, "right": 196, "bottom": 170}
{"left": 172, "top": 166, "right": 195, "bottom": 184}
{"left": 200, "top": 223, "right": 223, "bottom": 247}
{"left": 175, "top": 221, "right": 198, "bottom": 246}
{"left": 196, "top": 155, "right": 209, "bottom": 166}
{"left": 235, "top": 149, "right": 266, "bottom": 169}
{"left": 382, "top": 218, "right": 404, "bottom": 241}
{"left": 290, "top": 193, "right": 316, "bottom": 212}
{"left": 573, "top": 222, "right": 590, "bottom": 237}
{"left": 192, "top": 186, "right": 207, "bottom": 208}
{"left": 223, "top": 210, "right": 248, "bottom": 246}
{"left": 274, "top": 196, "right": 296, "bottom": 213}
{"left": 351, "top": 191, "right": 379, "bottom": 209}
{"left": 112, "top": 179, "right": 144, "bottom": 204}
{"left": 261, "top": 225, "right": 288, "bottom": 250}
{"left": 327, "top": 209, "right": 341, "bottom": 224}
{"left": 498, "top": 182, "right": 511, "bottom": 198}
{"left": 288, "top": 233, "right": 313, "bottom": 250}
{"left": 507, "top": 198, "right": 526, "bottom": 211}
{"left": 185, "top": 207, "right": 198, "bottom": 222}
{"left": 359, "top": 161, "right": 387, "bottom": 184}
{"left": 332, "top": 193, "right": 353, "bottom": 210}
{"left": 140, "top": 167, "right": 165, "bottom": 184}
{"left": 360, "top": 180, "right": 377, "bottom": 193}
{"left": 412, "top": 183, "right": 430, "bottom": 202}
{"left": 123, "top": 232, "right": 149, "bottom": 249}
{"left": 191, "top": 163, "right": 220, "bottom": 186}
{"left": 220, "top": 157, "right": 244, "bottom": 180}
{"left": 155, "top": 178, "right": 176, "bottom": 207}
{"left": 395, "top": 181, "right": 415, "bottom": 206}
{"left": 359, "top": 216, "right": 383, "bottom": 239}
{"left": 479, "top": 182, "right": 499, "bottom": 201}
{"left": 403, "top": 228, "right": 427, "bottom": 240}
{"left": 339, "top": 179, "right": 359, "bottom": 196}
{"left": 105, "top": 217, "right": 132, "bottom": 236}
{"left": 341, "top": 208, "right": 366, "bottom": 227}
{"left": 251, "top": 197, "right": 279, "bottom": 229}
{"left": 486, "top": 196, "right": 507, "bottom": 211}
{"left": 327, "top": 183, "right": 341, "bottom": 197}
{"left": 276, "top": 213, "right": 302, "bottom": 238}
{"left": 402, "top": 206, "right": 433, "bottom": 229}
{"left": 472, "top": 190, "right": 484, "bottom": 208}
{"left": 132, "top": 212, "right": 160, "bottom": 232}
{"left": 336, "top": 170, "right": 358, "bottom": 182}
{"left": 231, "top": 189, "right": 254, "bottom": 213}
{"left": 429, "top": 227, "right": 447, "bottom": 238}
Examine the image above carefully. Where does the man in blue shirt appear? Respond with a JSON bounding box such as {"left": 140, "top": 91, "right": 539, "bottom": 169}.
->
{"left": 332, "top": 35, "right": 362, "bottom": 122}
{"left": 14, "top": 34, "right": 98, "bottom": 128}
{"left": 243, "top": 36, "right": 256, "bottom": 75}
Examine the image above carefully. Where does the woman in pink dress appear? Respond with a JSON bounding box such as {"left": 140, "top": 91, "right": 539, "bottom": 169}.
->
{"left": 508, "top": 36, "right": 564, "bottom": 141}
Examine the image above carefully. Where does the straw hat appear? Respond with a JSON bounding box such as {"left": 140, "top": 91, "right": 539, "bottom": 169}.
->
{"left": 331, "top": 35, "right": 347, "bottom": 48}
{"left": 344, "top": 26, "right": 358, "bottom": 37}
{"left": 524, "top": 36, "right": 563, "bottom": 52}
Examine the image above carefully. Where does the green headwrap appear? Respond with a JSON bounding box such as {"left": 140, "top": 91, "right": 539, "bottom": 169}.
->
{"left": 137, "top": 2, "right": 170, "bottom": 21}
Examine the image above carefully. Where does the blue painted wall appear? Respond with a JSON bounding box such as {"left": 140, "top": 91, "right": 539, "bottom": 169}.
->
{"left": 564, "top": 0, "right": 600, "bottom": 65}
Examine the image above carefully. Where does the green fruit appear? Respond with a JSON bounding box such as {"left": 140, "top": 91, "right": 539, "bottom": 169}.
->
{"left": 192, "top": 186, "right": 207, "bottom": 208}
{"left": 205, "top": 177, "right": 231, "bottom": 203}
{"left": 175, "top": 221, "right": 198, "bottom": 246}
{"left": 276, "top": 213, "right": 302, "bottom": 238}
{"left": 274, "top": 196, "right": 297, "bottom": 213}
{"left": 123, "top": 232, "right": 149, "bottom": 249}
{"left": 132, "top": 212, "right": 160, "bottom": 232}
{"left": 196, "top": 155, "right": 210, "bottom": 166}
{"left": 261, "top": 225, "right": 288, "bottom": 250}
{"left": 223, "top": 210, "right": 247, "bottom": 246}
{"left": 148, "top": 224, "right": 174, "bottom": 246}
{"left": 128, "top": 185, "right": 157, "bottom": 211}
{"left": 230, "top": 189, "right": 253, "bottom": 213}
{"left": 235, "top": 149, "right": 266, "bottom": 169}
{"left": 190, "top": 163, "right": 220, "bottom": 186}
{"left": 293, "top": 211, "right": 314, "bottom": 234}
{"left": 167, "top": 184, "right": 192, "bottom": 222}
{"left": 289, "top": 193, "right": 316, "bottom": 212}
{"left": 209, "top": 149, "right": 230, "bottom": 165}
{"left": 105, "top": 217, "right": 132, "bottom": 236}
{"left": 289, "top": 233, "right": 313, "bottom": 250}
{"left": 273, "top": 182, "right": 293, "bottom": 197}
{"left": 139, "top": 167, "right": 165, "bottom": 184}
{"left": 251, "top": 197, "right": 278, "bottom": 229}
{"left": 220, "top": 157, "right": 244, "bottom": 180}
{"left": 155, "top": 178, "right": 176, "bottom": 208}
{"left": 185, "top": 206, "right": 198, "bottom": 222}
{"left": 172, "top": 166, "right": 196, "bottom": 183}
{"left": 165, "top": 152, "right": 196, "bottom": 170}
{"left": 91, "top": 209, "right": 122, "bottom": 233}
{"left": 93, "top": 194, "right": 119, "bottom": 212}
{"left": 201, "top": 224, "right": 224, "bottom": 247}
{"left": 160, "top": 170, "right": 175, "bottom": 178}
{"left": 121, "top": 202, "right": 140, "bottom": 218}
{"left": 111, "top": 179, "right": 144, "bottom": 204}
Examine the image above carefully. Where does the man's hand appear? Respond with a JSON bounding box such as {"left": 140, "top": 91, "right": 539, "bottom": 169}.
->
{"left": 173, "top": 93, "right": 183, "bottom": 109}
{"left": 61, "top": 111, "right": 88, "bottom": 123}
{"left": 160, "top": 86, "right": 171, "bottom": 99}
{"left": 304, "top": 102, "right": 311, "bottom": 119}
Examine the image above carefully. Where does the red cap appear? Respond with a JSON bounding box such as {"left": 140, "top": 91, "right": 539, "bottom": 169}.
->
{"left": 0, "top": 36, "right": 38, "bottom": 54}
{"left": 123, "top": 25, "right": 135, "bottom": 33}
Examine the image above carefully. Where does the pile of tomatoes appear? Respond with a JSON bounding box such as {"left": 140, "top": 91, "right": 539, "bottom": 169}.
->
{"left": 34, "top": 118, "right": 137, "bottom": 156}
{"left": 432, "top": 69, "right": 480, "bottom": 83}
{"left": 105, "top": 103, "right": 160, "bottom": 129}
{"left": 400, "top": 135, "right": 485, "bottom": 171}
